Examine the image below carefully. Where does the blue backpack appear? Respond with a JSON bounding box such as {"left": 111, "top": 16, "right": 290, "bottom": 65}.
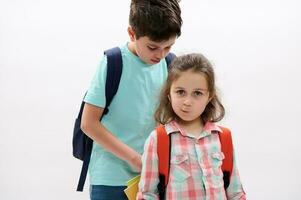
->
{"left": 72, "top": 47, "right": 176, "bottom": 191}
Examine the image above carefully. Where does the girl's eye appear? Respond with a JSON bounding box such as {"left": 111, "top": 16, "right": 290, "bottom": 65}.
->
{"left": 194, "top": 91, "right": 203, "bottom": 96}
{"left": 176, "top": 90, "right": 185, "bottom": 96}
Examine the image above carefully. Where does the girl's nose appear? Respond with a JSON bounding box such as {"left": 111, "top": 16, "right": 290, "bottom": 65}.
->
{"left": 183, "top": 98, "right": 192, "bottom": 106}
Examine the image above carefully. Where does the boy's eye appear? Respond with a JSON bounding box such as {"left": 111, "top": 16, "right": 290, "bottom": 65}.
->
{"left": 147, "top": 46, "right": 157, "bottom": 51}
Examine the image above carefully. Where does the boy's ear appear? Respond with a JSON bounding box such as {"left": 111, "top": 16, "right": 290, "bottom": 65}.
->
{"left": 127, "top": 26, "right": 136, "bottom": 42}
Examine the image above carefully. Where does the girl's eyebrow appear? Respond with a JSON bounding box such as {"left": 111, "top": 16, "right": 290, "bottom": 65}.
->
{"left": 194, "top": 88, "right": 208, "bottom": 91}
{"left": 174, "top": 87, "right": 208, "bottom": 92}
{"left": 174, "top": 87, "right": 207, "bottom": 91}
{"left": 173, "top": 86, "right": 184, "bottom": 89}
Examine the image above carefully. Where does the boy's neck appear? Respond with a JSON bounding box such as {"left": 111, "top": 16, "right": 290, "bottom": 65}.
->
{"left": 127, "top": 42, "right": 138, "bottom": 56}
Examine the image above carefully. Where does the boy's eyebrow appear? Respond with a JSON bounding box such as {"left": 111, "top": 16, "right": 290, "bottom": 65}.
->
{"left": 148, "top": 42, "right": 175, "bottom": 48}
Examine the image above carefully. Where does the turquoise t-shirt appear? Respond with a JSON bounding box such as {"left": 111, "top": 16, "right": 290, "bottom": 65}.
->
{"left": 84, "top": 43, "right": 168, "bottom": 186}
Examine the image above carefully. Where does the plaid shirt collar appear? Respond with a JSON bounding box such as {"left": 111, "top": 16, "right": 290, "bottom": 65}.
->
{"left": 164, "top": 120, "right": 222, "bottom": 139}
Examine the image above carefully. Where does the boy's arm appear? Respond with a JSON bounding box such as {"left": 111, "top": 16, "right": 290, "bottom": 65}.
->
{"left": 226, "top": 149, "right": 246, "bottom": 200}
{"left": 81, "top": 103, "right": 142, "bottom": 171}
{"left": 137, "top": 130, "right": 160, "bottom": 200}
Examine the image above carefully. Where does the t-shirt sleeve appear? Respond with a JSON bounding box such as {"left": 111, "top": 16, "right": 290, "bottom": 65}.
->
{"left": 84, "top": 55, "right": 107, "bottom": 108}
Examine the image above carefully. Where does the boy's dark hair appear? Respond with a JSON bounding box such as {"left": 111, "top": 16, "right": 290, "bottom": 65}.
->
{"left": 129, "top": 0, "right": 182, "bottom": 42}
{"left": 155, "top": 53, "right": 225, "bottom": 124}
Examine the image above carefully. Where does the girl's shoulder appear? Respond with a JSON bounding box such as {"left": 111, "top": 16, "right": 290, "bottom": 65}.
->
{"left": 146, "top": 124, "right": 170, "bottom": 146}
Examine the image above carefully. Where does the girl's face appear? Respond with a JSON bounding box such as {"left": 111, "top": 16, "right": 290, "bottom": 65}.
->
{"left": 169, "top": 70, "right": 211, "bottom": 124}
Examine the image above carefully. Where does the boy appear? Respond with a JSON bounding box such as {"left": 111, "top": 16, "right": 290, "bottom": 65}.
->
{"left": 80, "top": 0, "right": 182, "bottom": 199}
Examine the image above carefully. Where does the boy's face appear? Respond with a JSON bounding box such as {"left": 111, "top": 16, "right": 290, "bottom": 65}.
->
{"left": 128, "top": 27, "right": 176, "bottom": 64}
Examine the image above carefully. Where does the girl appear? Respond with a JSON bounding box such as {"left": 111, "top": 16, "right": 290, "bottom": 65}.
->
{"left": 137, "top": 53, "right": 246, "bottom": 199}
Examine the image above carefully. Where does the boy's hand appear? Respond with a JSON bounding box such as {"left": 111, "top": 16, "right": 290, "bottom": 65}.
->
{"left": 130, "top": 153, "right": 142, "bottom": 172}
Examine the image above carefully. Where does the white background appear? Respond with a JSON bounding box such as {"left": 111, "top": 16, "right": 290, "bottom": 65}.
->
{"left": 1, "top": 0, "right": 300, "bottom": 199}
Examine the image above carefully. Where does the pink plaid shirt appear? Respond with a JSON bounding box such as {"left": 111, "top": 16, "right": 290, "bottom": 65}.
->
{"left": 137, "top": 120, "right": 246, "bottom": 200}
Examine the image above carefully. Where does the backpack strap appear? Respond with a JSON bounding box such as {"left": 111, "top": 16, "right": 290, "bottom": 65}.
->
{"left": 103, "top": 47, "right": 123, "bottom": 115}
{"left": 76, "top": 138, "right": 93, "bottom": 191}
{"left": 76, "top": 47, "right": 123, "bottom": 191}
{"left": 156, "top": 125, "right": 171, "bottom": 200}
{"left": 155, "top": 53, "right": 175, "bottom": 195}
{"left": 218, "top": 126, "right": 234, "bottom": 189}
{"left": 165, "top": 52, "right": 176, "bottom": 70}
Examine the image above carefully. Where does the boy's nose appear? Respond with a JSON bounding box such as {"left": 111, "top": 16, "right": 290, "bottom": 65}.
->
{"left": 156, "top": 50, "right": 166, "bottom": 60}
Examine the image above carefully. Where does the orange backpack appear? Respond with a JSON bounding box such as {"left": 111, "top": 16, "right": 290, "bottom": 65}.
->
{"left": 156, "top": 124, "right": 233, "bottom": 199}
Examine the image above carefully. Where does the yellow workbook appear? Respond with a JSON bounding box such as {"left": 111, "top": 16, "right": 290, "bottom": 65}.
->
{"left": 124, "top": 175, "right": 141, "bottom": 200}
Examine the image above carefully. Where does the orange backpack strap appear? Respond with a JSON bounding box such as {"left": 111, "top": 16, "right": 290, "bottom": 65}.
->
{"left": 156, "top": 124, "right": 171, "bottom": 199}
{"left": 218, "top": 126, "right": 233, "bottom": 189}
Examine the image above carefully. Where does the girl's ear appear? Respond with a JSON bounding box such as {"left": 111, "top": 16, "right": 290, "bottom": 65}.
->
{"left": 127, "top": 26, "right": 136, "bottom": 42}
{"left": 208, "top": 97, "right": 213, "bottom": 103}
{"left": 207, "top": 93, "right": 214, "bottom": 104}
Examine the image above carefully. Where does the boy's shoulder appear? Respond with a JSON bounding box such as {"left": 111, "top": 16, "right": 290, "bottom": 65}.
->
{"left": 107, "top": 45, "right": 169, "bottom": 70}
